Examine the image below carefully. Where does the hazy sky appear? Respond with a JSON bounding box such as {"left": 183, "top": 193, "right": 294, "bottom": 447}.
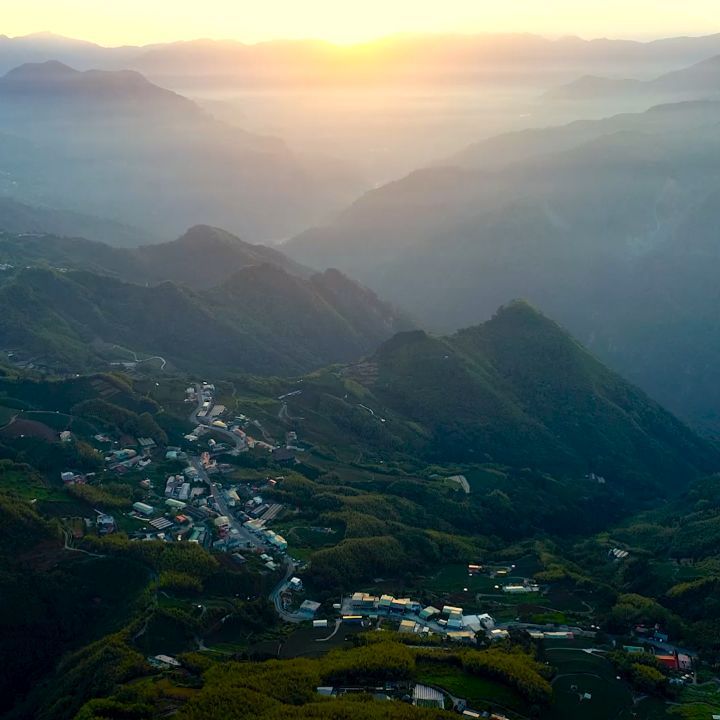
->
{"left": 5, "top": 0, "right": 720, "bottom": 46}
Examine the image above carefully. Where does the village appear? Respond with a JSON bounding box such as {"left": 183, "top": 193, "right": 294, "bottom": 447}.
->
{"left": 47, "top": 376, "right": 705, "bottom": 720}
{"left": 58, "top": 380, "right": 301, "bottom": 575}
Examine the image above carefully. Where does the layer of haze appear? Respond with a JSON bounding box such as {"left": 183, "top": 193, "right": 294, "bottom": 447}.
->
{"left": 4, "top": 0, "right": 720, "bottom": 45}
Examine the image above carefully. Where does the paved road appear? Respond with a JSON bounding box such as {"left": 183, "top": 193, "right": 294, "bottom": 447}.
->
{"left": 188, "top": 385, "right": 305, "bottom": 622}
{"left": 269, "top": 558, "right": 304, "bottom": 623}
{"left": 190, "top": 384, "right": 252, "bottom": 452}
{"left": 62, "top": 529, "right": 105, "bottom": 557}
{"left": 316, "top": 619, "right": 342, "bottom": 641}
{"left": 189, "top": 456, "right": 263, "bottom": 550}
{"left": 111, "top": 344, "right": 167, "bottom": 369}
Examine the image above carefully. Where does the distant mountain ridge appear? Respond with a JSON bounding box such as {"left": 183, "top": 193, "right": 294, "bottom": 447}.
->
{"left": 0, "top": 196, "right": 156, "bottom": 248}
{"left": 285, "top": 99, "right": 720, "bottom": 431}
{"left": 545, "top": 53, "right": 720, "bottom": 105}
{"left": 0, "top": 60, "right": 365, "bottom": 242}
{"left": 0, "top": 224, "right": 308, "bottom": 288}
{"left": 0, "top": 255, "right": 409, "bottom": 375}
{"left": 0, "top": 60, "right": 201, "bottom": 118}
{"left": 3, "top": 31, "right": 720, "bottom": 84}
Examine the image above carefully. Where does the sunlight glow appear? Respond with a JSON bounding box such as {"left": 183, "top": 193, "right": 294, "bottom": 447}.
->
{"left": 3, "top": 0, "right": 720, "bottom": 46}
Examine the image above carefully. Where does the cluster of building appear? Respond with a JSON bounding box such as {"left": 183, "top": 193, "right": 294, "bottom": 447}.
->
{"left": 165, "top": 475, "right": 192, "bottom": 501}
{"left": 105, "top": 447, "right": 151, "bottom": 473}
{"left": 623, "top": 645, "right": 693, "bottom": 674}
{"left": 344, "top": 593, "right": 497, "bottom": 643}
{"left": 314, "top": 684, "right": 507, "bottom": 719}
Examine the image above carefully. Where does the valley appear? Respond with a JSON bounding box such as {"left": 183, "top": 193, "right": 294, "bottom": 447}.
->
{"left": 2, "top": 16, "right": 720, "bottom": 720}
{"left": 1, "top": 304, "right": 719, "bottom": 719}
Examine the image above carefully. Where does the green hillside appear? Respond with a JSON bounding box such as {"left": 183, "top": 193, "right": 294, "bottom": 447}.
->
{"left": 285, "top": 100, "right": 720, "bottom": 432}
{"left": 288, "top": 302, "right": 718, "bottom": 493}
{"left": 0, "top": 264, "right": 408, "bottom": 375}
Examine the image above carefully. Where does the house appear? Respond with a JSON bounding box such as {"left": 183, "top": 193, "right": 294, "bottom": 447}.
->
{"left": 390, "top": 598, "right": 412, "bottom": 613}
{"left": 313, "top": 619, "right": 328, "bottom": 628}
{"left": 152, "top": 654, "right": 181, "bottom": 668}
{"left": 447, "top": 614, "right": 464, "bottom": 630}
{"left": 462, "top": 614, "right": 495, "bottom": 632}
{"left": 442, "top": 605, "right": 463, "bottom": 616}
{"left": 477, "top": 613, "right": 495, "bottom": 629}
{"left": 59, "top": 430, "right": 72, "bottom": 442}
{"left": 265, "top": 531, "right": 288, "bottom": 551}
{"left": 378, "top": 594, "right": 394, "bottom": 611}
{"left": 188, "top": 527, "right": 208, "bottom": 545}
{"left": 132, "top": 502, "right": 154, "bottom": 516}
{"left": 97, "top": 514, "right": 116, "bottom": 534}
{"left": 166, "top": 498, "right": 186, "bottom": 510}
{"left": 656, "top": 654, "right": 679, "bottom": 670}
{"left": 678, "top": 654, "right": 692, "bottom": 671}
{"left": 298, "top": 600, "right": 321, "bottom": 617}
{"left": 419, "top": 606, "right": 440, "bottom": 621}
{"left": 289, "top": 577, "right": 303, "bottom": 591}
{"left": 399, "top": 619, "right": 417, "bottom": 633}
{"left": 165, "top": 476, "right": 182, "bottom": 497}
{"left": 412, "top": 685, "right": 445, "bottom": 709}
{"left": 351, "top": 592, "right": 378, "bottom": 609}
{"left": 113, "top": 449, "right": 137, "bottom": 461}
{"left": 447, "top": 631, "right": 476, "bottom": 644}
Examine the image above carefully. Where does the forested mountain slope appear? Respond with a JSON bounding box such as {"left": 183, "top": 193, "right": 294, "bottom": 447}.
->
{"left": 0, "top": 264, "right": 408, "bottom": 375}
{"left": 290, "top": 302, "right": 719, "bottom": 493}
{"left": 285, "top": 100, "right": 720, "bottom": 430}
{"left": 0, "top": 225, "right": 309, "bottom": 288}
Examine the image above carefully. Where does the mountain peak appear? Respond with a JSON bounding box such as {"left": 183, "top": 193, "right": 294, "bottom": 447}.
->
{"left": 3, "top": 60, "right": 78, "bottom": 82}
{"left": 488, "top": 299, "right": 553, "bottom": 328}
{"left": 176, "top": 225, "right": 246, "bottom": 247}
